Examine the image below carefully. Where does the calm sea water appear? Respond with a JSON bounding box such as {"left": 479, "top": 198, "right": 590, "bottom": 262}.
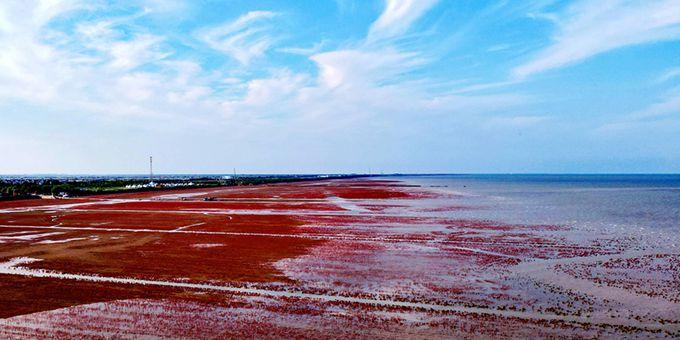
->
{"left": 397, "top": 175, "right": 680, "bottom": 239}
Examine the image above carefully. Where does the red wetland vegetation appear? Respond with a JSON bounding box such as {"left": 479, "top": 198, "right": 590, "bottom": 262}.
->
{"left": 0, "top": 179, "right": 678, "bottom": 338}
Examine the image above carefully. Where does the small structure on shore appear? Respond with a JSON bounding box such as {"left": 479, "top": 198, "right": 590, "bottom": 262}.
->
{"left": 149, "top": 155, "right": 156, "bottom": 187}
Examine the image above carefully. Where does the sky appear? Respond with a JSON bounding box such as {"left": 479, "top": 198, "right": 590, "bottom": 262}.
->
{"left": 1, "top": 0, "right": 679, "bottom": 174}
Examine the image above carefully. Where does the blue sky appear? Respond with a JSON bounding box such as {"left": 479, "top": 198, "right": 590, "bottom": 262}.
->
{"left": 1, "top": 0, "right": 679, "bottom": 174}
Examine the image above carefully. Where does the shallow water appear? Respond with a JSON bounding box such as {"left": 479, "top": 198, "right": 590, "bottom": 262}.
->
{"left": 398, "top": 175, "right": 680, "bottom": 242}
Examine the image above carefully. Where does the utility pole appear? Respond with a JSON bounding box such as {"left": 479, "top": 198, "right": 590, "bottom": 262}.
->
{"left": 149, "top": 156, "right": 153, "bottom": 184}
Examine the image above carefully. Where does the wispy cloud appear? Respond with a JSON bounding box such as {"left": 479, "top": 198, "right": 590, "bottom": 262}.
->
{"left": 656, "top": 67, "right": 680, "bottom": 84}
{"left": 514, "top": 0, "right": 680, "bottom": 78}
{"left": 627, "top": 87, "right": 680, "bottom": 121}
{"left": 220, "top": 0, "right": 528, "bottom": 129}
{"left": 217, "top": 0, "right": 525, "bottom": 135}
{"left": 141, "top": 0, "right": 190, "bottom": 14}
{"left": 0, "top": 2, "right": 220, "bottom": 121}
{"left": 108, "top": 35, "right": 170, "bottom": 70}
{"left": 367, "top": 0, "right": 439, "bottom": 42}
{"left": 598, "top": 86, "right": 680, "bottom": 133}
{"left": 277, "top": 40, "right": 327, "bottom": 56}
{"left": 308, "top": 0, "right": 437, "bottom": 91}
{"left": 198, "top": 11, "right": 279, "bottom": 65}
{"left": 311, "top": 48, "right": 424, "bottom": 88}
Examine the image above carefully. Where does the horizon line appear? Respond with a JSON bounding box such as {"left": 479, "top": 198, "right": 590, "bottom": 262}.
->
{"left": 2, "top": 173, "right": 680, "bottom": 177}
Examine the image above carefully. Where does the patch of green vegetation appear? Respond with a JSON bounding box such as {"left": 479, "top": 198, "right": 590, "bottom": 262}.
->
{"left": 0, "top": 175, "right": 364, "bottom": 200}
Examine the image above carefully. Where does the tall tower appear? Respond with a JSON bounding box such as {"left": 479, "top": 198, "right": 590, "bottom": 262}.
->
{"left": 149, "top": 156, "right": 153, "bottom": 184}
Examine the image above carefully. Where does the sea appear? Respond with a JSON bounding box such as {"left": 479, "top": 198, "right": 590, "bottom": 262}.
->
{"left": 396, "top": 174, "right": 680, "bottom": 244}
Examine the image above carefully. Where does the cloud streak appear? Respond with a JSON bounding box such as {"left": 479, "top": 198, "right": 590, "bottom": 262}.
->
{"left": 368, "top": 0, "right": 439, "bottom": 42}
{"left": 198, "top": 11, "right": 279, "bottom": 65}
{"left": 514, "top": 0, "right": 680, "bottom": 78}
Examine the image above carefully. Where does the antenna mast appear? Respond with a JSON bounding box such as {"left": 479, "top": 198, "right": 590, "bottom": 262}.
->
{"left": 149, "top": 156, "right": 153, "bottom": 184}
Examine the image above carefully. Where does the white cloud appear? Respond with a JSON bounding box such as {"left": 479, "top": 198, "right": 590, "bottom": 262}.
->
{"left": 514, "top": 0, "right": 680, "bottom": 78}
{"left": 368, "top": 0, "right": 439, "bottom": 42}
{"left": 198, "top": 11, "right": 279, "bottom": 65}
{"left": 31, "top": 0, "right": 83, "bottom": 29}
{"left": 598, "top": 87, "right": 680, "bottom": 133}
{"left": 303, "top": 1, "right": 435, "bottom": 91}
{"left": 277, "top": 40, "right": 327, "bottom": 56}
{"left": 0, "top": 2, "right": 225, "bottom": 123}
{"left": 311, "top": 49, "right": 423, "bottom": 88}
{"left": 221, "top": 0, "right": 524, "bottom": 130}
{"left": 107, "top": 34, "right": 169, "bottom": 70}
{"left": 0, "top": 2, "right": 76, "bottom": 102}
{"left": 242, "top": 70, "right": 308, "bottom": 109}
{"left": 628, "top": 88, "right": 680, "bottom": 121}
{"left": 0, "top": 0, "right": 523, "bottom": 130}
{"left": 656, "top": 67, "right": 680, "bottom": 84}
{"left": 141, "top": 0, "right": 189, "bottom": 14}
